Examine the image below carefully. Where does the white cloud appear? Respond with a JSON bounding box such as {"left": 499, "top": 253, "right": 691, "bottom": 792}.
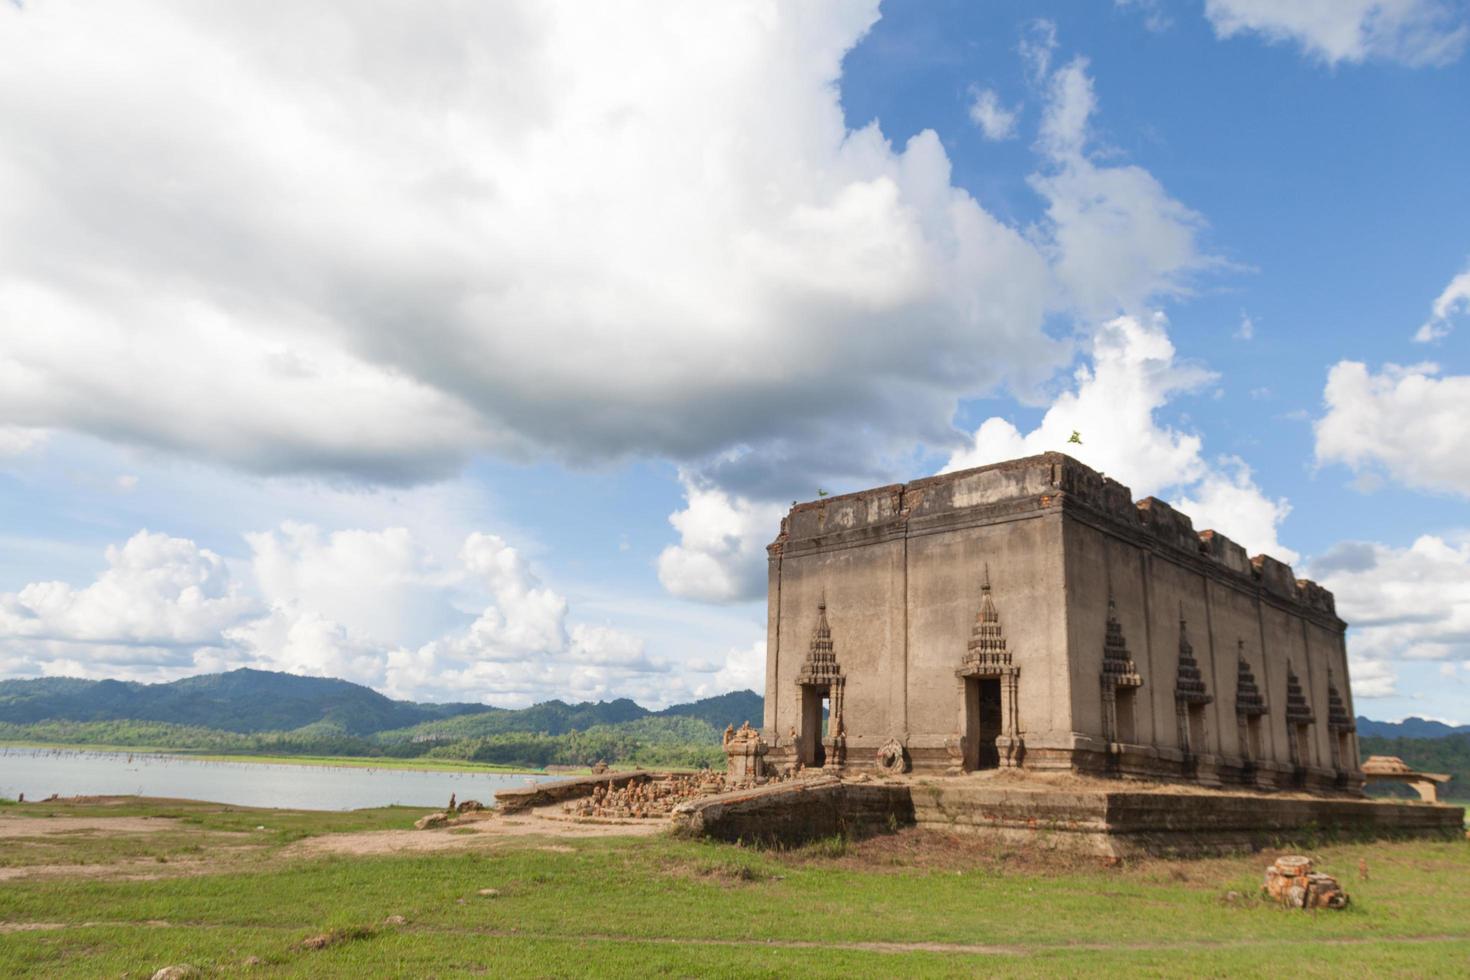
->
{"left": 246, "top": 523, "right": 460, "bottom": 648}
{"left": 948, "top": 313, "right": 1208, "bottom": 492}
{"left": 1348, "top": 657, "right": 1398, "bottom": 699}
{"left": 658, "top": 477, "right": 785, "bottom": 603}
{"left": 221, "top": 606, "right": 390, "bottom": 691}
{"left": 947, "top": 313, "right": 1298, "bottom": 561}
{"left": 0, "top": 531, "right": 256, "bottom": 668}
{"left": 1414, "top": 263, "right": 1470, "bottom": 342}
{"left": 1315, "top": 361, "right": 1470, "bottom": 497}
{"left": 0, "top": 0, "right": 1065, "bottom": 484}
{"left": 0, "top": 523, "right": 753, "bottom": 708}
{"left": 660, "top": 36, "right": 1222, "bottom": 603}
{"left": 1018, "top": 19, "right": 1060, "bottom": 83}
{"left": 1115, "top": 0, "right": 1172, "bottom": 33}
{"left": 1310, "top": 534, "right": 1470, "bottom": 667}
{"left": 0, "top": 426, "right": 46, "bottom": 456}
{"left": 1205, "top": 0, "right": 1469, "bottom": 67}
{"left": 1235, "top": 312, "right": 1255, "bottom": 340}
{"left": 968, "top": 87, "right": 1019, "bottom": 140}
{"left": 236, "top": 528, "right": 670, "bottom": 705}
{"left": 1174, "top": 457, "right": 1295, "bottom": 562}
{"left": 710, "top": 639, "right": 767, "bottom": 697}
{"left": 1030, "top": 57, "right": 1212, "bottom": 318}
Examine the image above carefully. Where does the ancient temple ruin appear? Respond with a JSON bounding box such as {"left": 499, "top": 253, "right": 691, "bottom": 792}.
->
{"left": 759, "top": 453, "right": 1365, "bottom": 792}
{"left": 495, "top": 454, "right": 1456, "bottom": 852}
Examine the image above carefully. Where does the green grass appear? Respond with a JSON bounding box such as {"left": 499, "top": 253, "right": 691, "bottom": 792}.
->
{"left": 1, "top": 798, "right": 1466, "bottom": 977}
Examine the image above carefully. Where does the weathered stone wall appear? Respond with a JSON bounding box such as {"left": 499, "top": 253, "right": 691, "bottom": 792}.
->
{"left": 674, "top": 778, "right": 1461, "bottom": 856}
{"left": 1061, "top": 474, "right": 1357, "bottom": 788}
{"left": 907, "top": 782, "right": 1460, "bottom": 857}
{"left": 765, "top": 460, "right": 1073, "bottom": 773}
{"left": 672, "top": 777, "right": 914, "bottom": 845}
{"left": 763, "top": 452, "right": 1362, "bottom": 790}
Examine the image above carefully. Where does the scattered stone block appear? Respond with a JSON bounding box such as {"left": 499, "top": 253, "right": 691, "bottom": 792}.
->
{"left": 1262, "top": 855, "right": 1348, "bottom": 909}
{"left": 457, "top": 799, "right": 485, "bottom": 812}
{"left": 414, "top": 812, "right": 452, "bottom": 830}
{"left": 150, "top": 968, "right": 197, "bottom": 980}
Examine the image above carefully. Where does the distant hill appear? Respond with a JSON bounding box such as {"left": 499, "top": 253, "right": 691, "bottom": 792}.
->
{"left": 0, "top": 669, "right": 484, "bottom": 735}
{"left": 1356, "top": 716, "right": 1470, "bottom": 739}
{"left": 0, "top": 668, "right": 763, "bottom": 739}
{"left": 655, "top": 689, "right": 764, "bottom": 729}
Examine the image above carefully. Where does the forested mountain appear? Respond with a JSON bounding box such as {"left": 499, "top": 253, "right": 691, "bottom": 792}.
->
{"left": 1356, "top": 716, "right": 1470, "bottom": 739}
{"left": 0, "top": 669, "right": 762, "bottom": 741}
{"left": 0, "top": 670, "right": 484, "bottom": 734}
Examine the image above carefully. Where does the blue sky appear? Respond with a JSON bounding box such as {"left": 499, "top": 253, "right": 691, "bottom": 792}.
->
{"left": 1, "top": 1, "right": 1467, "bottom": 722}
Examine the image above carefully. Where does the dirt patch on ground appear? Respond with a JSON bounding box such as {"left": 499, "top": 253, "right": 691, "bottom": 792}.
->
{"left": 0, "top": 816, "right": 181, "bottom": 837}
{"left": 285, "top": 806, "right": 668, "bottom": 858}
{"left": 0, "top": 858, "right": 217, "bottom": 882}
{"left": 0, "top": 922, "right": 68, "bottom": 934}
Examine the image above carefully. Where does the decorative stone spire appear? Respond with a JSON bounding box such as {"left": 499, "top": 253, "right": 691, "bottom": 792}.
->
{"left": 1285, "top": 660, "right": 1315, "bottom": 725}
{"left": 1174, "top": 606, "right": 1212, "bottom": 705}
{"left": 1326, "top": 667, "right": 1353, "bottom": 732}
{"left": 1235, "top": 642, "right": 1267, "bottom": 717}
{"left": 1101, "top": 592, "right": 1142, "bottom": 689}
{"left": 962, "top": 567, "right": 1013, "bottom": 673}
{"left": 798, "top": 595, "right": 843, "bottom": 685}
{"left": 955, "top": 566, "right": 1022, "bottom": 770}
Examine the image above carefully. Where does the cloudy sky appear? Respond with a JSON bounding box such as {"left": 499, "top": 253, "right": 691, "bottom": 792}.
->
{"left": 1, "top": 0, "right": 1468, "bottom": 721}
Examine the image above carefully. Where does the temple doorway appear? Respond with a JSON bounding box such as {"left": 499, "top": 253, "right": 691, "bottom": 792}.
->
{"left": 1115, "top": 687, "right": 1138, "bottom": 744}
{"left": 800, "top": 685, "right": 829, "bottom": 768}
{"left": 1187, "top": 702, "right": 1208, "bottom": 754}
{"left": 964, "top": 676, "right": 1003, "bottom": 770}
{"left": 1294, "top": 724, "right": 1313, "bottom": 768}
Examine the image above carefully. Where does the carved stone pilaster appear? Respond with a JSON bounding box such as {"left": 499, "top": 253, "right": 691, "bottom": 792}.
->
{"left": 1173, "top": 608, "right": 1213, "bottom": 769}
{"left": 1235, "top": 642, "right": 1268, "bottom": 782}
{"left": 1100, "top": 593, "right": 1143, "bottom": 747}
{"left": 1326, "top": 667, "right": 1355, "bottom": 776}
{"left": 1284, "top": 660, "right": 1315, "bottom": 773}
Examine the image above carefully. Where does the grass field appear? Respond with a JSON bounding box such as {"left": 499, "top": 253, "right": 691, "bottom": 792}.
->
{"left": 1, "top": 796, "right": 1466, "bottom": 978}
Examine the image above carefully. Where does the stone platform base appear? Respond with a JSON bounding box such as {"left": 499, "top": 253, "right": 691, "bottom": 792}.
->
{"left": 672, "top": 774, "right": 1464, "bottom": 856}
{"left": 671, "top": 776, "right": 912, "bottom": 845}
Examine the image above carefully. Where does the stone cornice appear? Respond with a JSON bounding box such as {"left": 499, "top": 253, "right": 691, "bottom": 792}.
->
{"left": 767, "top": 452, "right": 1344, "bottom": 632}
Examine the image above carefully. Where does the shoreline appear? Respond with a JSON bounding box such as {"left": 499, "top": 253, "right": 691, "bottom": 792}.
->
{"left": 0, "top": 742, "right": 556, "bottom": 777}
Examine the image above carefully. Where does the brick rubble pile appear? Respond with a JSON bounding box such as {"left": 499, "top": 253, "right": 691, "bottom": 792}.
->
{"left": 1262, "top": 855, "right": 1349, "bottom": 909}
{"left": 562, "top": 773, "right": 727, "bottom": 820}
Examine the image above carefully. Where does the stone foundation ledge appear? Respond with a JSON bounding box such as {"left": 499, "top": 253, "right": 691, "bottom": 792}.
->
{"left": 671, "top": 776, "right": 914, "bottom": 845}
{"left": 672, "top": 774, "right": 1463, "bottom": 856}
{"left": 909, "top": 782, "right": 1461, "bottom": 856}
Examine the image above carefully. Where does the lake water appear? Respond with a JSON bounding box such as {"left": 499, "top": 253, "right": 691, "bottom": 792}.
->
{"left": 0, "top": 747, "right": 539, "bottom": 811}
